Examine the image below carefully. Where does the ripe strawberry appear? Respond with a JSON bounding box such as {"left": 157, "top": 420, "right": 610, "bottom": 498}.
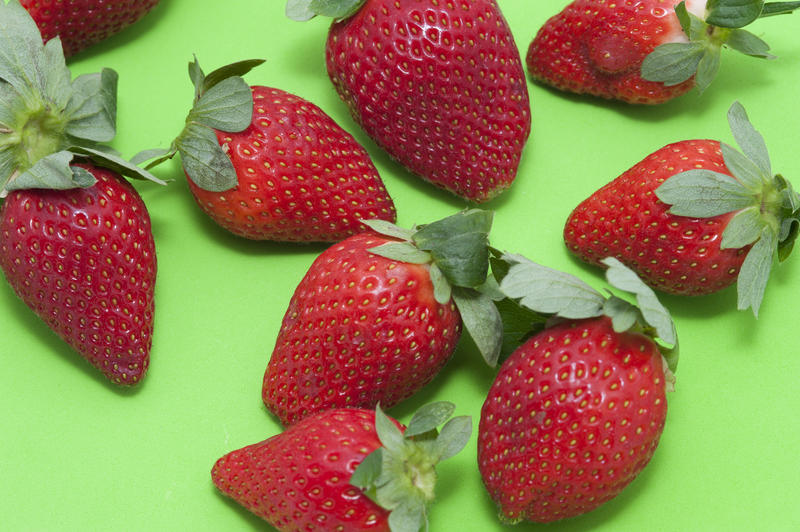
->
{"left": 0, "top": 2, "right": 164, "bottom": 384}
{"left": 263, "top": 209, "right": 503, "bottom": 425}
{"left": 138, "top": 58, "right": 396, "bottom": 242}
{"left": 1, "top": 163, "right": 156, "bottom": 384}
{"left": 212, "top": 402, "right": 472, "bottom": 532}
{"left": 479, "top": 254, "right": 678, "bottom": 523}
{"left": 564, "top": 102, "right": 799, "bottom": 316}
{"left": 527, "top": 0, "right": 800, "bottom": 104}
{"left": 20, "top": 0, "right": 160, "bottom": 57}
{"left": 286, "top": 0, "right": 531, "bottom": 202}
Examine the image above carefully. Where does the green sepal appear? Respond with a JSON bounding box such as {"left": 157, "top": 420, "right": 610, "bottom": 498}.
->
{"left": 187, "top": 76, "right": 254, "bottom": 133}
{"left": 175, "top": 122, "right": 238, "bottom": 191}
{"left": 721, "top": 206, "right": 763, "bottom": 248}
{"left": 727, "top": 29, "right": 775, "bottom": 58}
{"left": 4, "top": 150, "right": 94, "bottom": 191}
{"left": 63, "top": 68, "right": 118, "bottom": 143}
{"left": 369, "top": 241, "right": 432, "bottom": 264}
{"left": 760, "top": 1, "right": 800, "bottom": 16}
{"left": 655, "top": 169, "right": 756, "bottom": 217}
{"left": 495, "top": 253, "right": 678, "bottom": 372}
{"left": 706, "top": 0, "right": 765, "bottom": 28}
{"left": 285, "top": 0, "right": 366, "bottom": 21}
{"left": 195, "top": 58, "right": 265, "bottom": 99}
{"left": 412, "top": 209, "right": 493, "bottom": 289}
{"left": 361, "top": 218, "right": 416, "bottom": 241}
{"left": 640, "top": 42, "right": 706, "bottom": 86}
{"left": 451, "top": 286, "right": 503, "bottom": 367}
{"left": 695, "top": 47, "right": 723, "bottom": 93}
{"left": 737, "top": 226, "right": 777, "bottom": 316}
{"left": 728, "top": 101, "right": 772, "bottom": 177}
{"left": 350, "top": 402, "right": 472, "bottom": 532}
{"left": 68, "top": 145, "right": 167, "bottom": 185}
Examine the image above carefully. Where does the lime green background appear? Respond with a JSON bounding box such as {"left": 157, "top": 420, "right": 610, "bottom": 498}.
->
{"left": 2, "top": 1, "right": 799, "bottom": 530}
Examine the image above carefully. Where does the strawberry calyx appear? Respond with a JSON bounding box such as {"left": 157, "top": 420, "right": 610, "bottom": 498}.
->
{"left": 363, "top": 209, "right": 505, "bottom": 366}
{"left": 641, "top": 0, "right": 800, "bottom": 93}
{"left": 0, "top": 0, "right": 164, "bottom": 197}
{"left": 350, "top": 402, "right": 472, "bottom": 532}
{"left": 285, "top": 0, "right": 365, "bottom": 21}
{"left": 494, "top": 252, "right": 678, "bottom": 386}
{"left": 655, "top": 101, "right": 799, "bottom": 316}
{"left": 131, "top": 57, "right": 265, "bottom": 192}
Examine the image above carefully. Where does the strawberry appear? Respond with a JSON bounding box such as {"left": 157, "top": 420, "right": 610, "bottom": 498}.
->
{"left": 564, "top": 102, "right": 799, "bottom": 316}
{"left": 286, "top": 0, "right": 531, "bottom": 202}
{"left": 478, "top": 254, "right": 678, "bottom": 523}
{"left": 137, "top": 58, "right": 396, "bottom": 242}
{"left": 0, "top": 2, "right": 164, "bottom": 384}
{"left": 263, "top": 209, "right": 504, "bottom": 425}
{"left": 20, "top": 0, "right": 160, "bottom": 57}
{"left": 527, "top": 0, "right": 800, "bottom": 104}
{"left": 212, "top": 402, "right": 472, "bottom": 532}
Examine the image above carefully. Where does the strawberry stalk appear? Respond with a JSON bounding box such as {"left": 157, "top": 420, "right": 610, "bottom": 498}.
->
{"left": 363, "top": 209, "right": 504, "bottom": 367}
{"left": 350, "top": 402, "right": 472, "bottom": 532}
{"left": 0, "top": 0, "right": 163, "bottom": 197}
{"left": 494, "top": 252, "right": 679, "bottom": 385}
{"left": 655, "top": 101, "right": 799, "bottom": 316}
{"left": 642, "top": 0, "right": 800, "bottom": 92}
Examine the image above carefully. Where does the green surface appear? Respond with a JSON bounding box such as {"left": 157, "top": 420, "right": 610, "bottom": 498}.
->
{"left": 2, "top": 1, "right": 799, "bottom": 530}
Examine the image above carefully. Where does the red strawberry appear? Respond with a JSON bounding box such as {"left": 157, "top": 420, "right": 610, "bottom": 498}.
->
{"left": 287, "top": 0, "right": 531, "bottom": 202}
{"left": 263, "top": 209, "right": 503, "bottom": 425}
{"left": 0, "top": 2, "right": 164, "bottom": 384}
{"left": 479, "top": 254, "right": 677, "bottom": 523}
{"left": 1, "top": 163, "right": 156, "bottom": 384}
{"left": 21, "top": 0, "right": 160, "bottom": 57}
{"left": 564, "top": 102, "right": 799, "bottom": 315}
{"left": 212, "top": 402, "right": 472, "bottom": 531}
{"left": 139, "top": 58, "right": 396, "bottom": 242}
{"left": 527, "top": 0, "right": 800, "bottom": 104}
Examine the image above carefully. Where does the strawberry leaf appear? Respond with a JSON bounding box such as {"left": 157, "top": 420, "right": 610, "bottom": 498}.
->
{"left": 451, "top": 286, "right": 503, "bottom": 367}
{"left": 5, "top": 151, "right": 94, "bottom": 191}
{"left": 362, "top": 219, "right": 415, "bottom": 241}
{"left": 727, "top": 29, "right": 775, "bottom": 57}
{"left": 404, "top": 402, "right": 455, "bottom": 438}
{"left": 641, "top": 42, "right": 705, "bottom": 86}
{"left": 656, "top": 169, "right": 755, "bottom": 217}
{"left": 499, "top": 253, "right": 606, "bottom": 319}
{"left": 728, "top": 101, "right": 772, "bottom": 177}
{"left": 706, "top": 0, "right": 765, "bottom": 28}
{"left": 721, "top": 206, "right": 764, "bottom": 248}
{"left": 694, "top": 49, "right": 722, "bottom": 94}
{"left": 601, "top": 257, "right": 678, "bottom": 348}
{"left": 737, "top": 226, "right": 778, "bottom": 316}
{"left": 721, "top": 142, "right": 766, "bottom": 191}
{"left": 760, "top": 1, "right": 800, "bottom": 15}
{"left": 286, "top": 0, "right": 316, "bottom": 21}
{"left": 175, "top": 122, "right": 237, "bottom": 191}
{"left": 432, "top": 415, "right": 472, "bottom": 461}
{"left": 64, "top": 69, "right": 118, "bottom": 143}
{"left": 187, "top": 76, "right": 253, "bottom": 133}
{"left": 350, "top": 447, "right": 383, "bottom": 490}
{"left": 368, "top": 242, "right": 432, "bottom": 264}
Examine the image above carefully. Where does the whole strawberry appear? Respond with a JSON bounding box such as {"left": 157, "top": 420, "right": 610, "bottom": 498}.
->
{"left": 527, "top": 0, "right": 800, "bottom": 104}
{"left": 479, "top": 254, "right": 678, "bottom": 523}
{"left": 0, "top": 2, "right": 163, "bottom": 384}
{"left": 564, "top": 102, "right": 799, "bottom": 316}
{"left": 263, "top": 209, "right": 503, "bottom": 425}
{"left": 212, "top": 402, "right": 472, "bottom": 532}
{"left": 21, "top": 0, "right": 160, "bottom": 57}
{"left": 286, "top": 0, "right": 531, "bottom": 202}
{"left": 138, "top": 58, "right": 396, "bottom": 242}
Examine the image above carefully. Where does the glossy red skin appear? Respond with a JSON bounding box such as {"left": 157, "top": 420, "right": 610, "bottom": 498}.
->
{"left": 0, "top": 163, "right": 156, "bottom": 385}
{"left": 527, "top": 0, "right": 695, "bottom": 104}
{"left": 564, "top": 139, "right": 747, "bottom": 296}
{"left": 21, "top": 0, "right": 160, "bottom": 57}
{"left": 326, "top": 0, "right": 531, "bottom": 202}
{"left": 263, "top": 232, "right": 461, "bottom": 426}
{"left": 478, "top": 317, "right": 668, "bottom": 523}
{"left": 212, "top": 408, "right": 396, "bottom": 532}
{"left": 186, "top": 86, "right": 396, "bottom": 242}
